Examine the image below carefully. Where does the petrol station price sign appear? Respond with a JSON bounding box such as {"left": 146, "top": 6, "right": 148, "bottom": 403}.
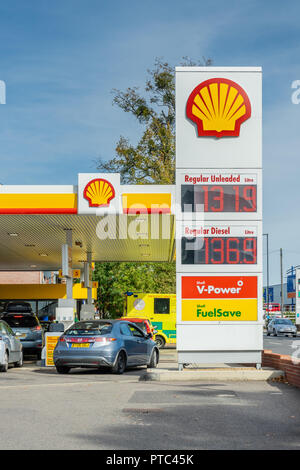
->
{"left": 177, "top": 221, "right": 261, "bottom": 273}
{"left": 177, "top": 170, "right": 262, "bottom": 220}
{"left": 175, "top": 67, "right": 262, "bottom": 366}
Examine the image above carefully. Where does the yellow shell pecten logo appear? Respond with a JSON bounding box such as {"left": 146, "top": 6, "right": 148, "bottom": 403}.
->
{"left": 186, "top": 78, "right": 251, "bottom": 138}
{"left": 83, "top": 178, "right": 115, "bottom": 208}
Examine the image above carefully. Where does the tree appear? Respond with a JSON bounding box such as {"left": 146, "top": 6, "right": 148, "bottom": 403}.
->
{"left": 97, "top": 57, "right": 211, "bottom": 184}
{"left": 93, "top": 262, "right": 176, "bottom": 318}
{"left": 94, "top": 57, "right": 211, "bottom": 316}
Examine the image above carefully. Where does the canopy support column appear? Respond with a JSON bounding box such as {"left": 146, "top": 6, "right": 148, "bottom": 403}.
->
{"left": 80, "top": 251, "right": 95, "bottom": 321}
{"left": 86, "top": 251, "right": 92, "bottom": 306}
{"left": 55, "top": 229, "right": 76, "bottom": 329}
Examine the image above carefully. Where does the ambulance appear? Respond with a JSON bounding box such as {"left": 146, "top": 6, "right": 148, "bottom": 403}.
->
{"left": 124, "top": 292, "right": 176, "bottom": 348}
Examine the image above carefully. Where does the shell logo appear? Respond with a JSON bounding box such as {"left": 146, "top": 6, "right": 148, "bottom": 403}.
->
{"left": 186, "top": 78, "right": 251, "bottom": 138}
{"left": 83, "top": 178, "right": 115, "bottom": 208}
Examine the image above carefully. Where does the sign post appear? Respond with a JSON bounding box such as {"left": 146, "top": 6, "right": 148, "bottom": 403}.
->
{"left": 296, "top": 268, "right": 300, "bottom": 326}
{"left": 176, "top": 67, "right": 263, "bottom": 368}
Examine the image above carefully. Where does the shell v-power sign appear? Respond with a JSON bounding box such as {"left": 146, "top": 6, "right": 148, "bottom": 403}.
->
{"left": 175, "top": 67, "right": 262, "bottom": 368}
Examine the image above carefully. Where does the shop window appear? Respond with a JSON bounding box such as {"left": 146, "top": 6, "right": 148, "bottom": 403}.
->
{"left": 38, "top": 300, "right": 58, "bottom": 321}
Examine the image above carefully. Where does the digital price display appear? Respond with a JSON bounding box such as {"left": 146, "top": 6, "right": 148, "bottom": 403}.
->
{"left": 181, "top": 173, "right": 257, "bottom": 213}
{"left": 182, "top": 237, "right": 257, "bottom": 265}
{"left": 181, "top": 225, "right": 257, "bottom": 265}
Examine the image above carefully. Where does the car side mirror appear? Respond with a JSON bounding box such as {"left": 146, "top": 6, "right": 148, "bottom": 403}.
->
{"left": 145, "top": 333, "right": 152, "bottom": 339}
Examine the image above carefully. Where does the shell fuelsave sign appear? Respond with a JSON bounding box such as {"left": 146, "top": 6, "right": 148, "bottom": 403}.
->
{"left": 186, "top": 78, "right": 251, "bottom": 138}
{"left": 181, "top": 276, "right": 258, "bottom": 322}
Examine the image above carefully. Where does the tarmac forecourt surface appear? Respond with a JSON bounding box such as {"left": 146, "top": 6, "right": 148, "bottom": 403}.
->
{"left": 0, "top": 365, "right": 299, "bottom": 450}
{"left": 0, "top": 348, "right": 299, "bottom": 450}
{"left": 263, "top": 333, "right": 300, "bottom": 357}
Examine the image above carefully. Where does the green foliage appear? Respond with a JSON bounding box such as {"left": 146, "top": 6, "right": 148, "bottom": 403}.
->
{"left": 93, "top": 262, "right": 176, "bottom": 318}
{"left": 97, "top": 57, "right": 210, "bottom": 184}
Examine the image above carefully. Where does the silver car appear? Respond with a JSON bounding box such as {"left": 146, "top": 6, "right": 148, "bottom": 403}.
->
{"left": 53, "top": 320, "right": 159, "bottom": 374}
{"left": 267, "top": 318, "right": 297, "bottom": 337}
{"left": 0, "top": 320, "right": 23, "bottom": 372}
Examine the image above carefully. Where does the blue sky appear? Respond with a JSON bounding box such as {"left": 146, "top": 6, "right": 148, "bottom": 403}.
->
{"left": 0, "top": 0, "right": 299, "bottom": 284}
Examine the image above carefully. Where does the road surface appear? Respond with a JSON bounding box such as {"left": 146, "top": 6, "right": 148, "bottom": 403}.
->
{"left": 0, "top": 351, "right": 299, "bottom": 450}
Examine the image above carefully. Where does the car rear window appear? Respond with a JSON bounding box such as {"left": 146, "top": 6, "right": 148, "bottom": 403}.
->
{"left": 4, "top": 315, "right": 39, "bottom": 328}
{"left": 65, "top": 321, "right": 113, "bottom": 336}
{"left": 6, "top": 303, "right": 32, "bottom": 313}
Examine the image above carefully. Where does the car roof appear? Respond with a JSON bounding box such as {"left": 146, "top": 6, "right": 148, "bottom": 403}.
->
{"left": 75, "top": 319, "right": 146, "bottom": 326}
{"left": 76, "top": 319, "right": 114, "bottom": 324}
{"left": 119, "top": 317, "right": 148, "bottom": 322}
{"left": 7, "top": 301, "right": 31, "bottom": 305}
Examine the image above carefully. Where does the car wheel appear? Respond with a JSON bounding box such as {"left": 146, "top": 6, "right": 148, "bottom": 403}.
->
{"left": 155, "top": 335, "right": 165, "bottom": 349}
{"left": 267, "top": 331, "right": 270, "bottom": 336}
{"left": 111, "top": 351, "right": 126, "bottom": 375}
{"left": 147, "top": 349, "right": 159, "bottom": 369}
{"left": 15, "top": 351, "right": 23, "bottom": 368}
{"left": 56, "top": 366, "right": 70, "bottom": 374}
{"left": 0, "top": 351, "right": 9, "bottom": 373}
{"left": 293, "top": 334, "right": 297, "bottom": 337}
{"left": 273, "top": 329, "right": 277, "bottom": 336}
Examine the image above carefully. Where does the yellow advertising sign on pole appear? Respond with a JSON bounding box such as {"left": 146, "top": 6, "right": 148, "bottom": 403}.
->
{"left": 58, "top": 269, "right": 81, "bottom": 279}
{"left": 45, "top": 332, "right": 63, "bottom": 366}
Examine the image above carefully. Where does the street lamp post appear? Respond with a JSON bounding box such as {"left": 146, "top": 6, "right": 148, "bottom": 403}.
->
{"left": 263, "top": 233, "right": 269, "bottom": 314}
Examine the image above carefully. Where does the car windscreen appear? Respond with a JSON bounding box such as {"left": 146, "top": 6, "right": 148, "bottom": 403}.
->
{"left": 4, "top": 315, "right": 39, "bottom": 328}
{"left": 65, "top": 322, "right": 113, "bottom": 336}
{"left": 6, "top": 303, "right": 32, "bottom": 313}
{"left": 132, "top": 322, "right": 147, "bottom": 333}
{"left": 275, "top": 319, "right": 293, "bottom": 325}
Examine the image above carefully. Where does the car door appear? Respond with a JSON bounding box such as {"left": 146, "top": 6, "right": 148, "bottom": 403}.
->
{"left": 0, "top": 322, "right": 10, "bottom": 360}
{"left": 267, "top": 320, "right": 273, "bottom": 334}
{"left": 3, "top": 322, "right": 21, "bottom": 362}
{"left": 0, "top": 321, "right": 15, "bottom": 362}
{"left": 128, "top": 324, "right": 148, "bottom": 365}
{"left": 119, "top": 322, "right": 138, "bottom": 365}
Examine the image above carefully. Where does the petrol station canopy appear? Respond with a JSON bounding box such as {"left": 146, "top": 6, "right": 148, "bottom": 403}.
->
{"left": 0, "top": 178, "right": 175, "bottom": 270}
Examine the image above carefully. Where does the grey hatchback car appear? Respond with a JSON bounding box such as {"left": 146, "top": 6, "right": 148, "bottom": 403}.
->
{"left": 53, "top": 320, "right": 159, "bottom": 374}
{"left": 0, "top": 320, "right": 23, "bottom": 372}
{"left": 2, "top": 313, "right": 44, "bottom": 358}
{"left": 267, "top": 318, "right": 297, "bottom": 337}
